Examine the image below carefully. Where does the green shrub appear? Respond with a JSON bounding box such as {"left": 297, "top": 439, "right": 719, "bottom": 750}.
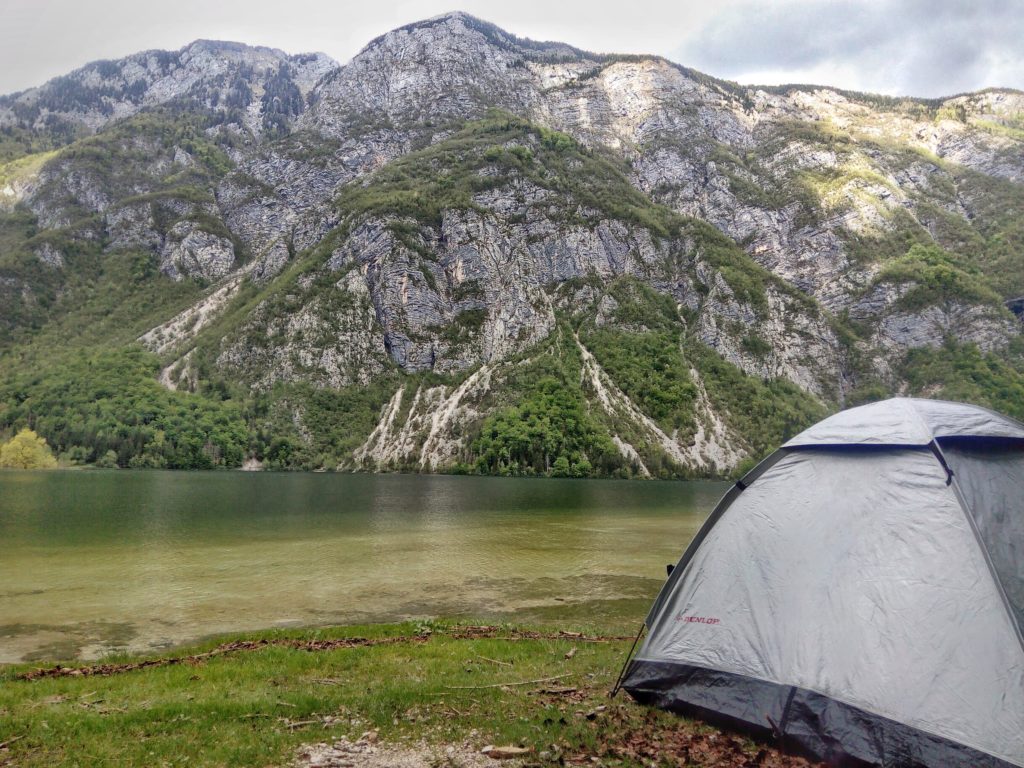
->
{"left": 873, "top": 243, "right": 1002, "bottom": 310}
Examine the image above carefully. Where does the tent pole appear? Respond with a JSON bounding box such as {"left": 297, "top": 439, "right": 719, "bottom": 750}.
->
{"left": 608, "top": 622, "right": 646, "bottom": 698}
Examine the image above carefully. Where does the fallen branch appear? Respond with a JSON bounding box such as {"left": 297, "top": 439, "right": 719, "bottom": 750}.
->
{"left": 450, "top": 627, "right": 631, "bottom": 644}
{"left": 445, "top": 673, "right": 573, "bottom": 690}
{"left": 0, "top": 735, "right": 24, "bottom": 750}
{"left": 15, "top": 626, "right": 631, "bottom": 681}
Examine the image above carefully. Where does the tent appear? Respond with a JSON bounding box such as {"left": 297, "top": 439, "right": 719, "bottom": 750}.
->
{"left": 621, "top": 398, "right": 1024, "bottom": 767}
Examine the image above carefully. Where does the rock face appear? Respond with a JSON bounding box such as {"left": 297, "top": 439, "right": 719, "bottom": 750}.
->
{"left": 159, "top": 222, "right": 237, "bottom": 281}
{"left": 2, "top": 12, "right": 1023, "bottom": 474}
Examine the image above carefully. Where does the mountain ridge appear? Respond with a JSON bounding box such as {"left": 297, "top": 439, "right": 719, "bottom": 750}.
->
{"left": 9, "top": 10, "right": 1024, "bottom": 109}
{"left": 1, "top": 12, "right": 1022, "bottom": 476}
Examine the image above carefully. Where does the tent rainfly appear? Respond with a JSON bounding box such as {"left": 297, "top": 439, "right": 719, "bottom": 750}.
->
{"left": 622, "top": 398, "right": 1024, "bottom": 768}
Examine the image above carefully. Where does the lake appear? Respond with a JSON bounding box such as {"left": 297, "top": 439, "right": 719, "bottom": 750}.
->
{"left": 0, "top": 471, "right": 726, "bottom": 663}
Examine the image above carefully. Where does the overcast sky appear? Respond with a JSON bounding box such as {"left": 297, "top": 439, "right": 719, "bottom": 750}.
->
{"left": 2, "top": 0, "right": 1021, "bottom": 98}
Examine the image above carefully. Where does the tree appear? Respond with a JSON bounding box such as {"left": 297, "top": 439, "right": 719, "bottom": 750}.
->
{"left": 0, "top": 428, "right": 58, "bottom": 469}
{"left": 95, "top": 450, "right": 119, "bottom": 469}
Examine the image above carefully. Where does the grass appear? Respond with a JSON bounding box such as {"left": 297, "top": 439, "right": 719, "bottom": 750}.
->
{"left": 0, "top": 149, "right": 59, "bottom": 190}
{"left": 0, "top": 621, "right": 803, "bottom": 768}
{"left": 972, "top": 118, "right": 1024, "bottom": 142}
{"left": 800, "top": 166, "right": 899, "bottom": 215}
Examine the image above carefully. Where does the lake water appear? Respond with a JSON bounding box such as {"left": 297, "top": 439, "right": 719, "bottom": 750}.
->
{"left": 0, "top": 471, "right": 726, "bottom": 663}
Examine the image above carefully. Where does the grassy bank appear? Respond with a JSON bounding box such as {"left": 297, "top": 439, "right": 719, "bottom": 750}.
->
{"left": 0, "top": 621, "right": 816, "bottom": 767}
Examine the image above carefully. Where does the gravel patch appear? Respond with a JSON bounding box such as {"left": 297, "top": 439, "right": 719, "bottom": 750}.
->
{"left": 294, "top": 731, "right": 524, "bottom": 768}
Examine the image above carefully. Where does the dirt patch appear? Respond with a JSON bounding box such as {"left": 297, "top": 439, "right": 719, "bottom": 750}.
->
{"left": 294, "top": 733, "right": 510, "bottom": 768}
{"left": 295, "top": 720, "right": 821, "bottom": 768}
{"left": 561, "top": 705, "right": 825, "bottom": 768}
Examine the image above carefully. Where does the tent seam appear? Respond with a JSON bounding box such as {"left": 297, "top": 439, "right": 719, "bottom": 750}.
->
{"left": 906, "top": 399, "right": 938, "bottom": 444}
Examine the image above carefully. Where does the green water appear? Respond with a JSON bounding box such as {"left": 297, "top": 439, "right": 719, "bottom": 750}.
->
{"left": 0, "top": 471, "right": 725, "bottom": 663}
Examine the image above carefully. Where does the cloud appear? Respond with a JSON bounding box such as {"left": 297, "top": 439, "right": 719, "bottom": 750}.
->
{"left": 673, "top": 0, "right": 1024, "bottom": 97}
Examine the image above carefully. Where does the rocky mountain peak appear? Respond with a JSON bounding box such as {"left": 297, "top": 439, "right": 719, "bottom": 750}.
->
{"left": 183, "top": 39, "right": 283, "bottom": 56}
{"left": 0, "top": 39, "right": 338, "bottom": 140}
{"left": 385, "top": 11, "right": 591, "bottom": 60}
{"left": 302, "top": 11, "right": 604, "bottom": 140}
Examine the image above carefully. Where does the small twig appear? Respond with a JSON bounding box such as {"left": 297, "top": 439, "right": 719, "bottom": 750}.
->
{"left": 445, "top": 673, "right": 572, "bottom": 690}
{"left": 474, "top": 654, "right": 513, "bottom": 667}
{"left": 282, "top": 719, "right": 319, "bottom": 730}
{"left": 0, "top": 735, "right": 24, "bottom": 750}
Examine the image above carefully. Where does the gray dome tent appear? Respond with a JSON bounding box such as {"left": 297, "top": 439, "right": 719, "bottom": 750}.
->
{"left": 622, "top": 398, "right": 1024, "bottom": 767}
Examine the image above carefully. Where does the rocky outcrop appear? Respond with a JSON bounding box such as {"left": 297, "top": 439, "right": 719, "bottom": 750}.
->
{"left": 352, "top": 362, "right": 495, "bottom": 471}
{"left": 213, "top": 266, "right": 390, "bottom": 391}
{"left": 302, "top": 12, "right": 581, "bottom": 140}
{"left": 159, "top": 222, "right": 236, "bottom": 281}
{"left": 32, "top": 243, "right": 64, "bottom": 269}
{"left": 575, "top": 335, "right": 745, "bottom": 475}
{"left": 695, "top": 275, "right": 844, "bottom": 399}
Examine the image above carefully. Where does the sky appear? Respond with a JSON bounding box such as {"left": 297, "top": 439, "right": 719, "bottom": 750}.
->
{"left": 2, "top": 0, "right": 1022, "bottom": 98}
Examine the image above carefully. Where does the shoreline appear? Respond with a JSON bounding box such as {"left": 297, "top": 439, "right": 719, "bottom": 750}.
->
{"left": 0, "top": 465, "right": 739, "bottom": 481}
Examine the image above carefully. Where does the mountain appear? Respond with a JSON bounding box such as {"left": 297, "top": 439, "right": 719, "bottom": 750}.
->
{"left": 1, "top": 12, "right": 1023, "bottom": 476}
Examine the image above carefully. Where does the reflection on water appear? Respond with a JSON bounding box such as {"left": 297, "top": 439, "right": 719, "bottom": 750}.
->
{"left": 0, "top": 471, "right": 725, "bottom": 662}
